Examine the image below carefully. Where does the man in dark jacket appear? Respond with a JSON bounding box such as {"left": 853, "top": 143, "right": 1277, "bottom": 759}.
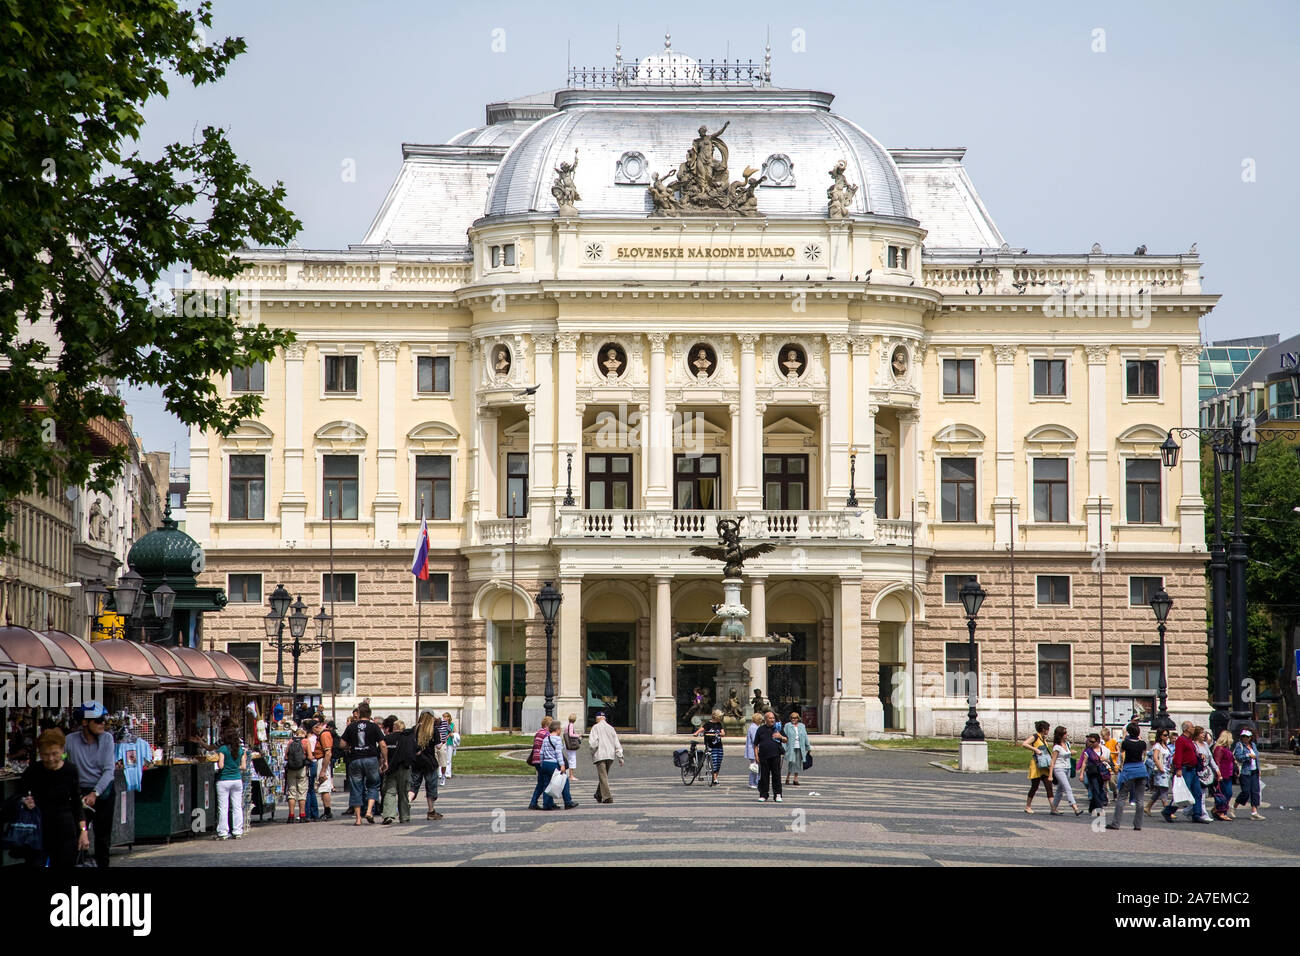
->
{"left": 380, "top": 716, "right": 416, "bottom": 824}
{"left": 753, "top": 711, "right": 787, "bottom": 803}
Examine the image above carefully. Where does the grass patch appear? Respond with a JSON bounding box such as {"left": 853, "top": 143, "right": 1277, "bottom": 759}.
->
{"left": 457, "top": 734, "right": 533, "bottom": 748}
{"left": 871, "top": 736, "right": 1038, "bottom": 772}
{"left": 449, "top": 749, "right": 534, "bottom": 776}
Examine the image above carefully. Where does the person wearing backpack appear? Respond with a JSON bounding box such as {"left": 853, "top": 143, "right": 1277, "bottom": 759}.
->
{"left": 284, "top": 725, "right": 310, "bottom": 823}
{"left": 1020, "top": 720, "right": 1054, "bottom": 813}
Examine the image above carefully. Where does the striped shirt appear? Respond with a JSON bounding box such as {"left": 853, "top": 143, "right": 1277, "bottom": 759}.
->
{"left": 539, "top": 733, "right": 566, "bottom": 765}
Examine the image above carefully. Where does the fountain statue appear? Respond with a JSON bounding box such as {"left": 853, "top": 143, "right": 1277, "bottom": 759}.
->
{"left": 675, "top": 518, "right": 792, "bottom": 733}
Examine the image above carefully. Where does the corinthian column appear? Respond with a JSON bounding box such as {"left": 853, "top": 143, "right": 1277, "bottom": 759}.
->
{"left": 737, "top": 333, "right": 760, "bottom": 509}
{"left": 646, "top": 332, "right": 670, "bottom": 509}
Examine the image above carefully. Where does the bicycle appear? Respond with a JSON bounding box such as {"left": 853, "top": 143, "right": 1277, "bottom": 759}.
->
{"left": 674, "top": 740, "right": 708, "bottom": 786}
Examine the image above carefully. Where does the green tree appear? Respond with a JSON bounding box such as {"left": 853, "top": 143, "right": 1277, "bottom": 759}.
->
{"left": 0, "top": 0, "right": 299, "bottom": 552}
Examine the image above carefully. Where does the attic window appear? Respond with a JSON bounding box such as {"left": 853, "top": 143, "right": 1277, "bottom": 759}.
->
{"left": 887, "top": 245, "right": 910, "bottom": 269}
{"left": 489, "top": 243, "right": 516, "bottom": 269}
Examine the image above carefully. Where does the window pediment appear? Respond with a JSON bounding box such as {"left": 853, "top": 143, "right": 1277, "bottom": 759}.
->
{"left": 933, "top": 423, "right": 985, "bottom": 446}
{"left": 221, "top": 420, "right": 274, "bottom": 452}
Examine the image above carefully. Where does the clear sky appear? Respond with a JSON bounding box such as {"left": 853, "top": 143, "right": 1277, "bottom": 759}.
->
{"left": 128, "top": 0, "right": 1300, "bottom": 463}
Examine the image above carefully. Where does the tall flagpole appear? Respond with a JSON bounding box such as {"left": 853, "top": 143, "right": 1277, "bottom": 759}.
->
{"left": 329, "top": 489, "right": 336, "bottom": 726}
{"left": 510, "top": 491, "right": 517, "bottom": 734}
{"left": 415, "top": 494, "right": 425, "bottom": 723}
{"left": 1098, "top": 494, "right": 1106, "bottom": 729}
{"left": 1009, "top": 506, "right": 1018, "bottom": 741}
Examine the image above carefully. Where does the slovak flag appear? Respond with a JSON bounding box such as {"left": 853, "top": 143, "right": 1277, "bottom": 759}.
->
{"left": 410, "top": 516, "right": 430, "bottom": 580}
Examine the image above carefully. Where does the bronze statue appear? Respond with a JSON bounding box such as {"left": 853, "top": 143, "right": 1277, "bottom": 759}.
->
{"left": 690, "top": 517, "right": 775, "bottom": 579}
{"left": 723, "top": 689, "right": 745, "bottom": 720}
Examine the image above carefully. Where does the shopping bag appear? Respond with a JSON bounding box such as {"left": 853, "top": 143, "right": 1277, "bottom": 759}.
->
{"left": 1171, "top": 774, "right": 1193, "bottom": 808}
{"left": 1, "top": 802, "right": 42, "bottom": 855}
{"left": 748, "top": 761, "right": 760, "bottom": 775}
{"left": 544, "top": 769, "right": 567, "bottom": 801}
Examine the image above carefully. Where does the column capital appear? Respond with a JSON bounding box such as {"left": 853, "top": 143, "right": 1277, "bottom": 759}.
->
{"left": 375, "top": 340, "right": 400, "bottom": 361}
{"left": 1085, "top": 344, "right": 1110, "bottom": 365}
{"left": 1177, "top": 344, "right": 1203, "bottom": 365}
{"left": 654, "top": 574, "right": 673, "bottom": 586}
{"left": 867, "top": 403, "right": 881, "bottom": 417}
{"left": 647, "top": 332, "right": 669, "bottom": 351}
{"left": 479, "top": 407, "right": 501, "bottom": 421}
{"left": 284, "top": 342, "right": 308, "bottom": 361}
{"left": 728, "top": 403, "right": 740, "bottom": 416}
{"left": 992, "top": 344, "right": 1017, "bottom": 365}
{"left": 826, "top": 332, "right": 851, "bottom": 352}
{"left": 736, "top": 332, "right": 760, "bottom": 350}
{"left": 850, "top": 334, "right": 873, "bottom": 354}
{"left": 533, "top": 333, "right": 556, "bottom": 352}
{"left": 556, "top": 331, "right": 580, "bottom": 351}
{"left": 897, "top": 408, "right": 920, "bottom": 424}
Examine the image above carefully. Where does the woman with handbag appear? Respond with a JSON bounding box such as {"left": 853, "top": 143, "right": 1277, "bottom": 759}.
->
{"left": 562, "top": 713, "right": 581, "bottom": 784}
{"left": 539, "top": 722, "right": 577, "bottom": 810}
{"left": 783, "top": 712, "right": 810, "bottom": 787}
{"left": 1144, "top": 728, "right": 1174, "bottom": 815}
{"left": 1078, "top": 733, "right": 1110, "bottom": 813}
{"left": 1211, "top": 730, "right": 1236, "bottom": 821}
{"left": 1020, "top": 720, "right": 1054, "bottom": 813}
{"left": 1186, "top": 726, "right": 1218, "bottom": 822}
{"left": 745, "top": 713, "right": 762, "bottom": 789}
{"left": 18, "top": 728, "right": 88, "bottom": 868}
{"left": 1048, "top": 726, "right": 1082, "bottom": 816}
{"left": 1233, "top": 728, "right": 1264, "bottom": 820}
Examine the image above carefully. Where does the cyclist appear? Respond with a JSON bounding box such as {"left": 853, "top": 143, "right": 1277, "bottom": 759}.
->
{"left": 692, "top": 709, "right": 726, "bottom": 787}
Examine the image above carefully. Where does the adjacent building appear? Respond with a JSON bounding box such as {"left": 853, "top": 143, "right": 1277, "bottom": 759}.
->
{"left": 191, "top": 46, "right": 1215, "bottom": 736}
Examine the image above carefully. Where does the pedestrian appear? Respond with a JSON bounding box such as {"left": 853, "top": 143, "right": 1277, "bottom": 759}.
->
{"left": 63, "top": 701, "right": 116, "bottom": 867}
{"left": 303, "top": 719, "right": 320, "bottom": 821}
{"left": 692, "top": 709, "right": 725, "bottom": 787}
{"left": 1211, "top": 730, "right": 1236, "bottom": 821}
{"left": 1162, "top": 721, "right": 1208, "bottom": 824}
{"left": 1187, "top": 726, "right": 1217, "bottom": 822}
{"left": 434, "top": 712, "right": 451, "bottom": 784}
{"left": 783, "top": 711, "right": 809, "bottom": 786}
{"left": 526, "top": 716, "right": 553, "bottom": 810}
{"left": 1233, "top": 728, "right": 1264, "bottom": 820}
{"left": 1106, "top": 722, "right": 1148, "bottom": 831}
{"left": 588, "top": 711, "right": 624, "bottom": 804}
{"left": 442, "top": 711, "right": 459, "bottom": 780}
{"left": 1048, "top": 726, "right": 1082, "bottom": 816}
{"left": 1101, "top": 727, "right": 1120, "bottom": 800}
{"left": 214, "top": 726, "right": 246, "bottom": 840}
{"left": 315, "top": 720, "right": 335, "bottom": 820}
{"left": 339, "top": 702, "right": 386, "bottom": 825}
{"left": 1289, "top": 728, "right": 1300, "bottom": 756}
{"left": 408, "top": 712, "right": 443, "bottom": 821}
{"left": 284, "top": 724, "right": 310, "bottom": 823}
{"left": 563, "top": 712, "right": 582, "bottom": 783}
{"left": 753, "top": 711, "right": 786, "bottom": 802}
{"left": 1144, "top": 728, "right": 1174, "bottom": 816}
{"left": 1021, "top": 720, "right": 1055, "bottom": 813}
{"left": 539, "top": 719, "right": 577, "bottom": 810}
{"left": 1078, "top": 733, "right": 1109, "bottom": 813}
{"left": 380, "top": 716, "right": 414, "bottom": 825}
{"left": 18, "top": 728, "right": 88, "bottom": 868}
{"left": 745, "top": 712, "right": 762, "bottom": 789}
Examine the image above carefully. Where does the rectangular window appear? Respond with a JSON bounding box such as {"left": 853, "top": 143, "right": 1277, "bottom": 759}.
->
{"left": 1125, "top": 459, "right": 1161, "bottom": 524}
{"left": 322, "top": 641, "right": 355, "bottom": 696}
{"left": 1131, "top": 645, "right": 1164, "bottom": 691}
{"left": 874, "top": 454, "right": 888, "bottom": 519}
{"left": 586, "top": 454, "right": 632, "bottom": 510}
{"left": 322, "top": 455, "right": 359, "bottom": 519}
{"left": 490, "top": 245, "right": 501, "bottom": 268}
{"left": 944, "top": 642, "right": 979, "bottom": 697}
{"left": 763, "top": 454, "right": 809, "bottom": 510}
{"left": 416, "top": 573, "right": 450, "bottom": 604}
{"left": 1037, "top": 644, "right": 1071, "bottom": 697}
{"left": 321, "top": 572, "right": 357, "bottom": 604}
{"left": 416, "top": 455, "right": 452, "bottom": 520}
{"left": 417, "top": 640, "right": 450, "bottom": 694}
{"left": 1129, "top": 575, "right": 1164, "bottom": 607}
{"left": 324, "top": 355, "right": 358, "bottom": 394}
{"left": 1125, "top": 359, "right": 1159, "bottom": 398}
{"left": 1032, "top": 458, "right": 1068, "bottom": 522}
{"left": 887, "top": 245, "right": 909, "bottom": 269}
{"left": 502, "top": 243, "right": 516, "bottom": 267}
{"left": 226, "top": 573, "right": 262, "bottom": 604}
{"left": 228, "top": 455, "right": 265, "bottom": 521}
{"left": 675, "top": 454, "right": 720, "bottom": 510}
{"left": 231, "top": 362, "right": 265, "bottom": 392}
{"left": 942, "top": 359, "right": 975, "bottom": 396}
{"left": 944, "top": 574, "right": 979, "bottom": 604}
{"left": 1036, "top": 575, "right": 1070, "bottom": 606}
{"left": 506, "top": 453, "right": 528, "bottom": 516}
{"left": 1033, "top": 359, "right": 1066, "bottom": 397}
{"left": 940, "top": 458, "right": 977, "bottom": 522}
{"left": 225, "top": 642, "right": 262, "bottom": 681}
{"left": 417, "top": 355, "right": 451, "bottom": 394}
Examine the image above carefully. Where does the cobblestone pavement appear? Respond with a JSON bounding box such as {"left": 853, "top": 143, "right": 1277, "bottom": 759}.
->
{"left": 116, "top": 750, "right": 1300, "bottom": 867}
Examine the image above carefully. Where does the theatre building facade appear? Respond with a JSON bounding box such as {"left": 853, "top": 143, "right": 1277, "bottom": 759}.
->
{"left": 190, "top": 51, "right": 1214, "bottom": 735}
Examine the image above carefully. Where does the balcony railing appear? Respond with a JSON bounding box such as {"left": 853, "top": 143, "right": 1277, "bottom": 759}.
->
{"left": 556, "top": 509, "right": 865, "bottom": 540}
{"left": 874, "top": 518, "right": 921, "bottom": 547}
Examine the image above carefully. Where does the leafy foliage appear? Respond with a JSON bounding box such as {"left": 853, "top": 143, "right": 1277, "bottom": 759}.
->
{"left": 0, "top": 0, "right": 299, "bottom": 551}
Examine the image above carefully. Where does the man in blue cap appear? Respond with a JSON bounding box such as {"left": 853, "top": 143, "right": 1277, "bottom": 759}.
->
{"left": 64, "top": 701, "right": 117, "bottom": 867}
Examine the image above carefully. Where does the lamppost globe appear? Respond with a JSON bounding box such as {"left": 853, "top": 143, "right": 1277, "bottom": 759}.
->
{"left": 114, "top": 569, "right": 144, "bottom": 618}
{"left": 288, "top": 595, "right": 309, "bottom": 639}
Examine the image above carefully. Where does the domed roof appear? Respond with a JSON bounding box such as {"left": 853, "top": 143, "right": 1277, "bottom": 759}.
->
{"left": 126, "top": 507, "right": 203, "bottom": 584}
{"left": 485, "top": 87, "right": 911, "bottom": 221}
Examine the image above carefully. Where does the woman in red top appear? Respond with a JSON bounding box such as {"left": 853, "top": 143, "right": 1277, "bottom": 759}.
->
{"left": 1162, "top": 721, "right": 1209, "bottom": 824}
{"left": 1211, "top": 730, "right": 1236, "bottom": 821}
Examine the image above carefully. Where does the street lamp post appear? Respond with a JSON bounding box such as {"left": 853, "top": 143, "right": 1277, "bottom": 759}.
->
{"left": 1148, "top": 587, "right": 1176, "bottom": 734}
{"left": 958, "top": 579, "right": 987, "bottom": 742}
{"left": 536, "top": 581, "right": 562, "bottom": 718}
{"left": 286, "top": 595, "right": 309, "bottom": 708}
{"left": 846, "top": 450, "right": 859, "bottom": 508}
{"left": 265, "top": 584, "right": 292, "bottom": 686}
{"left": 1162, "top": 418, "right": 1300, "bottom": 732}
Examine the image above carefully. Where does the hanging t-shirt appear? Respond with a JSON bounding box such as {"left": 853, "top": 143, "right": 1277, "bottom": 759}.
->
{"left": 116, "top": 738, "right": 153, "bottom": 792}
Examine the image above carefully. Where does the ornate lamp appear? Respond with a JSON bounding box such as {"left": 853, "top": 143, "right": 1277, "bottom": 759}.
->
{"left": 114, "top": 569, "right": 144, "bottom": 618}
{"left": 1160, "top": 434, "right": 1180, "bottom": 470}
{"left": 268, "top": 584, "right": 292, "bottom": 620}
{"left": 83, "top": 579, "right": 108, "bottom": 618}
{"left": 151, "top": 581, "right": 176, "bottom": 620}
{"left": 288, "top": 595, "right": 309, "bottom": 639}
{"left": 1148, "top": 587, "right": 1175, "bottom": 733}
{"left": 537, "top": 581, "right": 563, "bottom": 717}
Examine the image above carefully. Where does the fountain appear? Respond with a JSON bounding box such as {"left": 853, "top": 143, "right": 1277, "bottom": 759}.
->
{"left": 675, "top": 518, "right": 793, "bottom": 732}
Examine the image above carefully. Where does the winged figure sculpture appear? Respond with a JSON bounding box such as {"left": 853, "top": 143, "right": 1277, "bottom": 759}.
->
{"left": 690, "top": 517, "right": 775, "bottom": 579}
